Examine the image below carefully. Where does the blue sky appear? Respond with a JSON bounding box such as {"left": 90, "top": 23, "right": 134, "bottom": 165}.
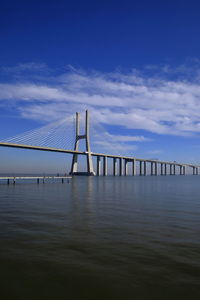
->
{"left": 1, "top": 0, "right": 200, "bottom": 173}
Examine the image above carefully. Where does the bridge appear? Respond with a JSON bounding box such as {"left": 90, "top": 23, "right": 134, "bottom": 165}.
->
{"left": 0, "top": 110, "right": 199, "bottom": 176}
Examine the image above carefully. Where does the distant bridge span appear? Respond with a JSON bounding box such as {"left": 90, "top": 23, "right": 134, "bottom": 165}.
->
{"left": 0, "top": 110, "right": 199, "bottom": 176}
{"left": 0, "top": 141, "right": 199, "bottom": 176}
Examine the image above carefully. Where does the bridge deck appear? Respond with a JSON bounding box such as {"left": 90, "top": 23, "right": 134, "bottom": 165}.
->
{"left": 0, "top": 142, "right": 199, "bottom": 168}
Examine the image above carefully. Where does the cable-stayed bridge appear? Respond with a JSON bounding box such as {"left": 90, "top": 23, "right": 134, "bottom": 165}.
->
{"left": 0, "top": 110, "right": 199, "bottom": 176}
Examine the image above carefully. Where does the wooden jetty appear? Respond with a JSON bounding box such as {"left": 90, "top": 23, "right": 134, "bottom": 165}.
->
{"left": 0, "top": 176, "right": 72, "bottom": 185}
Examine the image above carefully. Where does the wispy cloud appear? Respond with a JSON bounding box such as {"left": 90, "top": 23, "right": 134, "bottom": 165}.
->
{"left": 93, "top": 140, "right": 138, "bottom": 153}
{"left": 1, "top": 62, "right": 200, "bottom": 139}
{"left": 147, "top": 149, "right": 162, "bottom": 155}
{"left": 102, "top": 132, "right": 152, "bottom": 142}
{"left": 1, "top": 62, "right": 49, "bottom": 73}
{"left": 90, "top": 131, "right": 146, "bottom": 155}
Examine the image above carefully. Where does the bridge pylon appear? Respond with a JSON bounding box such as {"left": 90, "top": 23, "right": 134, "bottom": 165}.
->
{"left": 69, "top": 110, "right": 95, "bottom": 176}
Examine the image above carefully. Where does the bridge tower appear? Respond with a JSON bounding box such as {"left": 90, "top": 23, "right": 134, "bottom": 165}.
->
{"left": 70, "top": 110, "right": 95, "bottom": 176}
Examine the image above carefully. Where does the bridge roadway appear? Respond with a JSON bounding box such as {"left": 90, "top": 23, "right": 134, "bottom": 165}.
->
{"left": 0, "top": 142, "right": 199, "bottom": 176}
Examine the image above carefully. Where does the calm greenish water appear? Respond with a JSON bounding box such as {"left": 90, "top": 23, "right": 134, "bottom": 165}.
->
{"left": 0, "top": 176, "right": 200, "bottom": 300}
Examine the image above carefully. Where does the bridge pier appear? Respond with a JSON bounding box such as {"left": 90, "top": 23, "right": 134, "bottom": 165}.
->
{"left": 180, "top": 165, "right": 182, "bottom": 175}
{"left": 151, "top": 162, "right": 153, "bottom": 176}
{"left": 97, "top": 156, "right": 101, "bottom": 176}
{"left": 124, "top": 159, "right": 128, "bottom": 176}
{"left": 144, "top": 161, "right": 147, "bottom": 176}
{"left": 192, "top": 167, "right": 195, "bottom": 175}
{"left": 70, "top": 110, "right": 95, "bottom": 176}
{"left": 170, "top": 164, "right": 172, "bottom": 175}
{"left": 119, "top": 158, "right": 123, "bottom": 176}
{"left": 139, "top": 161, "right": 142, "bottom": 176}
{"left": 103, "top": 156, "right": 107, "bottom": 176}
{"left": 155, "top": 162, "right": 157, "bottom": 176}
{"left": 184, "top": 166, "right": 186, "bottom": 175}
{"left": 161, "top": 163, "right": 163, "bottom": 176}
{"left": 113, "top": 158, "right": 117, "bottom": 176}
{"left": 164, "top": 164, "right": 167, "bottom": 175}
{"left": 132, "top": 159, "right": 136, "bottom": 176}
{"left": 173, "top": 164, "right": 176, "bottom": 175}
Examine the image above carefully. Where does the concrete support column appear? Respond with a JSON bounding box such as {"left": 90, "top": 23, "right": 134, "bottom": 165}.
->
{"left": 173, "top": 164, "right": 176, "bottom": 175}
{"left": 113, "top": 158, "right": 117, "bottom": 176}
{"left": 140, "top": 161, "right": 143, "bottom": 176}
{"left": 183, "top": 166, "right": 186, "bottom": 175}
{"left": 103, "top": 156, "right": 107, "bottom": 176}
{"left": 161, "top": 163, "right": 163, "bottom": 176}
{"left": 70, "top": 110, "right": 95, "bottom": 175}
{"left": 143, "top": 161, "right": 147, "bottom": 176}
{"left": 124, "top": 159, "right": 128, "bottom": 176}
{"left": 164, "top": 164, "right": 167, "bottom": 176}
{"left": 170, "top": 164, "right": 172, "bottom": 175}
{"left": 151, "top": 162, "right": 154, "bottom": 176}
{"left": 97, "top": 156, "right": 101, "bottom": 176}
{"left": 119, "top": 158, "right": 123, "bottom": 176}
{"left": 196, "top": 168, "right": 198, "bottom": 175}
{"left": 132, "top": 159, "right": 136, "bottom": 176}
{"left": 193, "top": 167, "right": 195, "bottom": 175}
{"left": 155, "top": 162, "right": 157, "bottom": 176}
{"left": 180, "top": 165, "right": 182, "bottom": 175}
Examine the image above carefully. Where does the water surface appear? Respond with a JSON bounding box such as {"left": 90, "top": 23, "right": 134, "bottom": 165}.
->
{"left": 0, "top": 176, "right": 200, "bottom": 299}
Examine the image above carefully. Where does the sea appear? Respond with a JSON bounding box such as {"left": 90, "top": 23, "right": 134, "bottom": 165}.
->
{"left": 0, "top": 175, "right": 200, "bottom": 300}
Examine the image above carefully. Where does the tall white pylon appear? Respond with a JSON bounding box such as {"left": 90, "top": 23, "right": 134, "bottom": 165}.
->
{"left": 70, "top": 110, "right": 95, "bottom": 176}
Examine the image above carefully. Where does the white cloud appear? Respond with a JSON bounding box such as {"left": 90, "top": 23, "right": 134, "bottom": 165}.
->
{"left": 102, "top": 132, "right": 152, "bottom": 142}
{"left": 1, "top": 64, "right": 200, "bottom": 137}
{"left": 93, "top": 140, "right": 138, "bottom": 154}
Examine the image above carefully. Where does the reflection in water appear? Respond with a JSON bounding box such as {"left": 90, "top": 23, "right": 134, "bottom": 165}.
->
{"left": 71, "top": 177, "right": 94, "bottom": 222}
{"left": 0, "top": 176, "right": 200, "bottom": 300}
